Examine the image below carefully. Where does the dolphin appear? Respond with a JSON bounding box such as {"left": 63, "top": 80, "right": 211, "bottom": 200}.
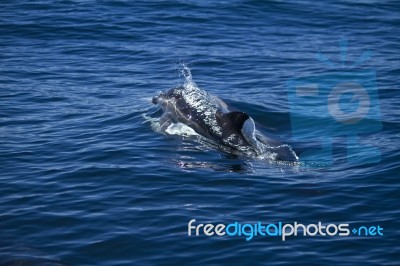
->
{"left": 152, "top": 83, "right": 298, "bottom": 162}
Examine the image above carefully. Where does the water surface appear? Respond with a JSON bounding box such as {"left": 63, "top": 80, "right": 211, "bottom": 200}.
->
{"left": 1, "top": 0, "right": 399, "bottom": 265}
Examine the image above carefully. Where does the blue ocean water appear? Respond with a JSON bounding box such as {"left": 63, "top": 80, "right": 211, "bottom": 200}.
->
{"left": 1, "top": 0, "right": 399, "bottom": 265}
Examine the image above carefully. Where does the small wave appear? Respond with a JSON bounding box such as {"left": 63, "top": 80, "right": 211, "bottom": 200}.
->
{"left": 165, "top": 122, "right": 199, "bottom": 136}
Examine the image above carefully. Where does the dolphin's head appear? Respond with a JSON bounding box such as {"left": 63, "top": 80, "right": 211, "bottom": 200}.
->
{"left": 151, "top": 95, "right": 160, "bottom": 105}
{"left": 152, "top": 87, "right": 195, "bottom": 125}
{"left": 152, "top": 88, "right": 179, "bottom": 111}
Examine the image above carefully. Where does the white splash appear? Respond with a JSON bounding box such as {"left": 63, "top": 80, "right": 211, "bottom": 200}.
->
{"left": 165, "top": 122, "right": 199, "bottom": 136}
{"left": 178, "top": 65, "right": 223, "bottom": 136}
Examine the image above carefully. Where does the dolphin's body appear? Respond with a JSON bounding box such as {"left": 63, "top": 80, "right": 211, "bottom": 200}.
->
{"left": 152, "top": 84, "right": 298, "bottom": 162}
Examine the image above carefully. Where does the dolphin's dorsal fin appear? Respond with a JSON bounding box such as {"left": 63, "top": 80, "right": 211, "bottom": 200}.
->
{"left": 216, "top": 111, "right": 250, "bottom": 136}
